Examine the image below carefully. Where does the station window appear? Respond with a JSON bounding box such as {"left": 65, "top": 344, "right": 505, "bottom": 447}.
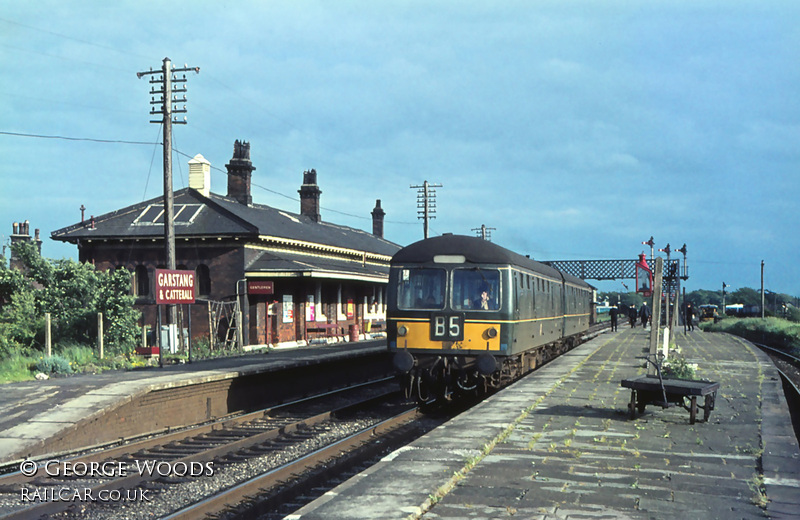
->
{"left": 196, "top": 264, "right": 211, "bottom": 297}
{"left": 135, "top": 265, "right": 150, "bottom": 297}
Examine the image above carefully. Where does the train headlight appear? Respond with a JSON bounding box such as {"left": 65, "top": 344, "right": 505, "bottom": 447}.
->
{"left": 397, "top": 325, "right": 408, "bottom": 337}
{"left": 486, "top": 327, "right": 498, "bottom": 338}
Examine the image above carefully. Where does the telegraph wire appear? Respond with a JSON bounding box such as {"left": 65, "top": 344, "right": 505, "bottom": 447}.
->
{"left": 0, "top": 16, "right": 151, "bottom": 60}
{"left": 0, "top": 130, "right": 157, "bottom": 145}
{"left": 169, "top": 147, "right": 416, "bottom": 224}
{"left": 0, "top": 134, "right": 416, "bottom": 225}
{"left": 3, "top": 17, "right": 413, "bottom": 224}
{"left": 142, "top": 124, "right": 165, "bottom": 201}
{"left": 0, "top": 42, "right": 133, "bottom": 74}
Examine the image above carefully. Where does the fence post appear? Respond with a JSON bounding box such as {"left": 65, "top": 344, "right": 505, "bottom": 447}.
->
{"left": 45, "top": 312, "right": 52, "bottom": 357}
{"left": 97, "top": 312, "right": 104, "bottom": 359}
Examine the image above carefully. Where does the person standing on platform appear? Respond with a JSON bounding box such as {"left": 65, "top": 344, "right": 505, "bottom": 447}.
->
{"left": 685, "top": 303, "right": 695, "bottom": 332}
{"left": 609, "top": 306, "right": 618, "bottom": 331}
{"left": 629, "top": 306, "right": 637, "bottom": 328}
{"left": 640, "top": 303, "right": 651, "bottom": 329}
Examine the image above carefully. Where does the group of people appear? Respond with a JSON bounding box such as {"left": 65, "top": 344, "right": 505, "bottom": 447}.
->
{"left": 609, "top": 303, "right": 651, "bottom": 331}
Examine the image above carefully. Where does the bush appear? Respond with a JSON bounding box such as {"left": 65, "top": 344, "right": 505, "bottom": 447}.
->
{"left": 58, "top": 342, "right": 98, "bottom": 367}
{"left": 1, "top": 243, "right": 141, "bottom": 357}
{"left": 0, "top": 354, "right": 38, "bottom": 383}
{"left": 703, "top": 317, "right": 800, "bottom": 356}
{"left": 35, "top": 355, "right": 73, "bottom": 375}
{"left": 662, "top": 355, "right": 697, "bottom": 380}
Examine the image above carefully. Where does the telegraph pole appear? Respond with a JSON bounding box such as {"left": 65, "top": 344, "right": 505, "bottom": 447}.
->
{"left": 137, "top": 58, "right": 199, "bottom": 363}
{"left": 472, "top": 224, "right": 496, "bottom": 241}
{"left": 761, "top": 260, "right": 765, "bottom": 319}
{"left": 411, "top": 181, "right": 442, "bottom": 239}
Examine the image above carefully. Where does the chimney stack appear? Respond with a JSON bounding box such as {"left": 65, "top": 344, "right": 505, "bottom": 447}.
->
{"left": 371, "top": 199, "right": 385, "bottom": 238}
{"left": 298, "top": 169, "right": 322, "bottom": 223}
{"left": 226, "top": 140, "right": 255, "bottom": 205}
{"left": 189, "top": 154, "right": 211, "bottom": 197}
{"left": 9, "top": 220, "right": 39, "bottom": 270}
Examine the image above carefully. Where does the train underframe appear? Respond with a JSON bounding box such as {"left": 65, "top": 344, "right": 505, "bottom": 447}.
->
{"left": 395, "top": 333, "right": 584, "bottom": 405}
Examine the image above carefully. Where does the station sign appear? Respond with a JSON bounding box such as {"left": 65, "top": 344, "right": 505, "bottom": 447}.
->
{"left": 155, "top": 269, "right": 196, "bottom": 304}
{"left": 248, "top": 280, "right": 274, "bottom": 295}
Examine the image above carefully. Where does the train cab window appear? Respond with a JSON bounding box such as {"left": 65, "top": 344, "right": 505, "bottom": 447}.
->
{"left": 396, "top": 268, "right": 446, "bottom": 310}
{"left": 452, "top": 268, "right": 500, "bottom": 311}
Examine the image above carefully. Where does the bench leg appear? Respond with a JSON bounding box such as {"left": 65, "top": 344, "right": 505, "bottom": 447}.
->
{"left": 689, "top": 396, "right": 697, "bottom": 424}
{"left": 703, "top": 394, "right": 714, "bottom": 422}
{"left": 628, "top": 390, "right": 637, "bottom": 419}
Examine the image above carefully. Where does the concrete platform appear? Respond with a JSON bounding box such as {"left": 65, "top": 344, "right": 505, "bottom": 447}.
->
{"left": 0, "top": 339, "right": 386, "bottom": 464}
{"left": 292, "top": 328, "right": 800, "bottom": 519}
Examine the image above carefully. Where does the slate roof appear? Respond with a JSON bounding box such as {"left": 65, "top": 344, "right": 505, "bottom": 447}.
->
{"left": 52, "top": 188, "right": 400, "bottom": 259}
{"left": 245, "top": 250, "right": 391, "bottom": 281}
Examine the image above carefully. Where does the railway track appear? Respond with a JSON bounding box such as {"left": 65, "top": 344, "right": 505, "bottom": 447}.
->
{"left": 754, "top": 342, "right": 800, "bottom": 395}
{"left": 753, "top": 342, "right": 800, "bottom": 442}
{"left": 0, "top": 377, "right": 440, "bottom": 520}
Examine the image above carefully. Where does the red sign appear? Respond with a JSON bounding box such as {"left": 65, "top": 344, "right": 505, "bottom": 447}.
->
{"left": 155, "top": 269, "right": 195, "bottom": 304}
{"left": 635, "top": 253, "right": 653, "bottom": 298}
{"left": 248, "top": 280, "right": 274, "bottom": 295}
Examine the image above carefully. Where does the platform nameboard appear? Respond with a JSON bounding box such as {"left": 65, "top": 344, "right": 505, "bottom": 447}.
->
{"left": 155, "top": 269, "right": 195, "bottom": 304}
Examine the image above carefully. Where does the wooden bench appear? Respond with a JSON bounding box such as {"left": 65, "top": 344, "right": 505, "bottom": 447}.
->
{"left": 368, "top": 320, "right": 386, "bottom": 333}
{"left": 305, "top": 323, "right": 342, "bottom": 341}
{"left": 621, "top": 355, "right": 719, "bottom": 424}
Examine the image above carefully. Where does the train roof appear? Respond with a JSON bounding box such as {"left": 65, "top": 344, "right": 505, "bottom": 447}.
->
{"left": 392, "top": 234, "right": 593, "bottom": 289}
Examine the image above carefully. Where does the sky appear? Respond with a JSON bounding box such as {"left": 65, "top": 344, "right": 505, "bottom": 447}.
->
{"left": 1, "top": 1, "right": 799, "bottom": 297}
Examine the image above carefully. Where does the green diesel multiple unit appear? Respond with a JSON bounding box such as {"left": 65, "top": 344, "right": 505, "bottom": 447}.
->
{"left": 387, "top": 234, "right": 594, "bottom": 403}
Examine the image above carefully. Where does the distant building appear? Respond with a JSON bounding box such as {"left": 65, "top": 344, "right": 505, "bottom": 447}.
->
{"left": 7, "top": 220, "right": 43, "bottom": 271}
{"left": 52, "top": 140, "right": 400, "bottom": 348}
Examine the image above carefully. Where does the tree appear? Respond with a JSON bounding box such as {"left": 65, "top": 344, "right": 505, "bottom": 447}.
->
{"left": 0, "top": 242, "right": 140, "bottom": 356}
{"left": 730, "top": 287, "right": 761, "bottom": 307}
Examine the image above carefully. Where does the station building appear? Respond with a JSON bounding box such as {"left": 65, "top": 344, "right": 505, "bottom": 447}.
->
{"left": 51, "top": 140, "right": 400, "bottom": 348}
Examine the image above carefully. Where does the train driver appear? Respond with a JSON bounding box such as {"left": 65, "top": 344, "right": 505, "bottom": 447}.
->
{"left": 473, "top": 283, "right": 496, "bottom": 310}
